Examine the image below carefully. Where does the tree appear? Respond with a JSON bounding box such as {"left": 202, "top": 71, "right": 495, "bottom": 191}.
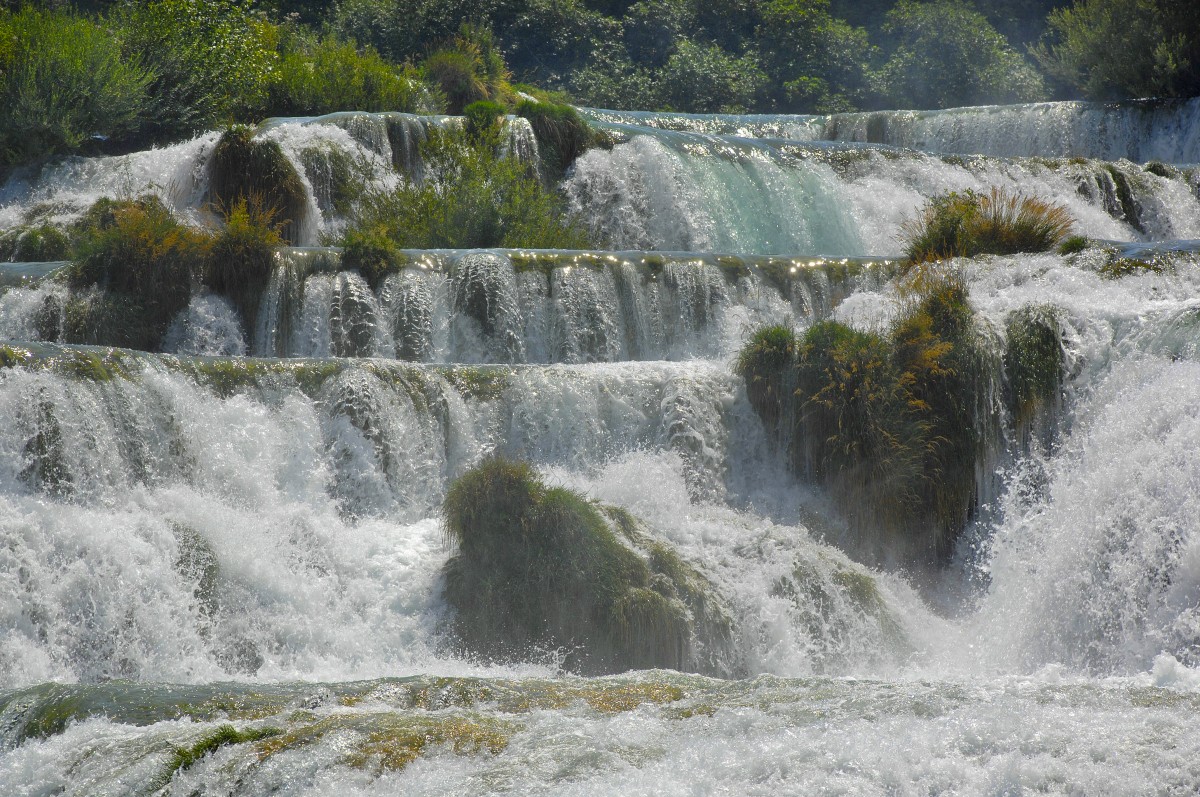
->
{"left": 758, "top": 0, "right": 873, "bottom": 112}
{"left": 1035, "top": 0, "right": 1200, "bottom": 99}
{"left": 872, "top": 0, "right": 1046, "bottom": 109}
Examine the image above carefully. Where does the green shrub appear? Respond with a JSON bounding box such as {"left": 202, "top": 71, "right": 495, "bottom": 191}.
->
{"left": 115, "top": 0, "right": 278, "bottom": 140}
{"left": 209, "top": 126, "right": 308, "bottom": 244}
{"left": 268, "top": 33, "right": 426, "bottom": 116}
{"left": 902, "top": 188, "right": 1075, "bottom": 265}
{"left": 67, "top": 197, "right": 210, "bottom": 349}
{"left": 340, "top": 224, "right": 405, "bottom": 290}
{"left": 205, "top": 198, "right": 283, "bottom": 330}
{"left": 342, "top": 127, "right": 592, "bottom": 252}
{"left": 735, "top": 324, "right": 797, "bottom": 433}
{"left": 0, "top": 8, "right": 152, "bottom": 164}
{"left": 442, "top": 457, "right": 702, "bottom": 673}
{"left": 738, "top": 274, "right": 991, "bottom": 562}
{"left": 0, "top": 224, "right": 71, "bottom": 262}
{"left": 421, "top": 24, "right": 512, "bottom": 115}
{"left": 516, "top": 100, "right": 593, "bottom": 177}
{"left": 463, "top": 100, "right": 507, "bottom": 145}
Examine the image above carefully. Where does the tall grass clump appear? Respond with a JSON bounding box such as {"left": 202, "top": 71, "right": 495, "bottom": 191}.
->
{"left": 442, "top": 457, "right": 712, "bottom": 674}
{"left": 209, "top": 126, "right": 308, "bottom": 244}
{"left": 738, "top": 272, "right": 995, "bottom": 563}
{"left": 516, "top": 100, "right": 594, "bottom": 178}
{"left": 902, "top": 188, "right": 1074, "bottom": 265}
{"left": 205, "top": 198, "right": 283, "bottom": 330}
{"left": 0, "top": 8, "right": 152, "bottom": 164}
{"left": 340, "top": 127, "right": 591, "bottom": 283}
{"left": 421, "top": 25, "right": 512, "bottom": 114}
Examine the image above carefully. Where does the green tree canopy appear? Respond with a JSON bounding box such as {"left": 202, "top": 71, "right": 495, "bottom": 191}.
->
{"left": 873, "top": 0, "right": 1046, "bottom": 109}
{"left": 1035, "top": 0, "right": 1200, "bottom": 99}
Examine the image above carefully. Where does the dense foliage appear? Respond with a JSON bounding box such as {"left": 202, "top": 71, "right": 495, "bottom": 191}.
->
{"left": 737, "top": 273, "right": 999, "bottom": 563}
{"left": 0, "top": 0, "right": 1192, "bottom": 166}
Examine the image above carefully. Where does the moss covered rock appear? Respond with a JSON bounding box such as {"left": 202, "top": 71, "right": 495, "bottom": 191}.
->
{"left": 209, "top": 126, "right": 308, "bottom": 245}
{"left": 442, "top": 458, "right": 733, "bottom": 675}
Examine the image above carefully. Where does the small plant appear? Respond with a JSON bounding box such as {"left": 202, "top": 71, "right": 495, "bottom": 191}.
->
{"left": 462, "top": 100, "right": 507, "bottom": 146}
{"left": 902, "top": 188, "right": 1075, "bottom": 265}
{"left": 205, "top": 197, "right": 284, "bottom": 330}
{"left": 156, "top": 725, "right": 279, "bottom": 788}
{"left": 340, "top": 224, "right": 405, "bottom": 291}
{"left": 1057, "top": 234, "right": 1089, "bottom": 255}
{"left": 1098, "top": 256, "right": 1166, "bottom": 279}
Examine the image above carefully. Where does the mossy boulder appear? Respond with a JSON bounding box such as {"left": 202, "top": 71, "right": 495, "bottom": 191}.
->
{"left": 442, "top": 458, "right": 733, "bottom": 675}
{"left": 65, "top": 197, "right": 207, "bottom": 351}
{"left": 209, "top": 126, "right": 308, "bottom": 244}
{"left": 1004, "top": 305, "right": 1065, "bottom": 449}
{"left": 516, "top": 100, "right": 594, "bottom": 178}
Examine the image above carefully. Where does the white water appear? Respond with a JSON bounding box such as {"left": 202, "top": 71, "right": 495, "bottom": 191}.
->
{"left": 586, "top": 96, "right": 1200, "bottom": 162}
{"left": 3, "top": 100, "right": 1200, "bottom": 794}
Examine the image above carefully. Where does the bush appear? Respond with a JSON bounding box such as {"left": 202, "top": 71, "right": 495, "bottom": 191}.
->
{"left": 0, "top": 224, "right": 71, "bottom": 262}
{"left": 340, "top": 223, "right": 405, "bottom": 290}
{"left": 268, "top": 32, "right": 427, "bottom": 116}
{"left": 872, "top": 0, "right": 1046, "bottom": 109}
{"left": 463, "top": 100, "right": 507, "bottom": 145}
{"left": 1057, "top": 234, "right": 1090, "bottom": 255}
{"left": 341, "top": 127, "right": 592, "bottom": 256}
{"left": 421, "top": 25, "right": 512, "bottom": 115}
{"left": 0, "top": 8, "right": 152, "bottom": 164}
{"left": 115, "top": 0, "right": 278, "bottom": 140}
{"left": 209, "top": 126, "right": 308, "bottom": 244}
{"left": 902, "top": 188, "right": 1075, "bottom": 265}
{"left": 738, "top": 273, "right": 992, "bottom": 562}
{"left": 67, "top": 197, "right": 210, "bottom": 349}
{"left": 205, "top": 198, "right": 284, "bottom": 330}
{"left": 735, "top": 324, "right": 797, "bottom": 433}
{"left": 442, "top": 457, "right": 711, "bottom": 673}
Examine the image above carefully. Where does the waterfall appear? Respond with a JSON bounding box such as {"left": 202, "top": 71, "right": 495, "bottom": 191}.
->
{"left": 4, "top": 98, "right": 1200, "bottom": 794}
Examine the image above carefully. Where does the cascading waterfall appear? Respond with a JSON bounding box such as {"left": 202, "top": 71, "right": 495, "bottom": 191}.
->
{"left": 3, "top": 98, "right": 1200, "bottom": 794}
{"left": 585, "top": 96, "right": 1200, "bottom": 162}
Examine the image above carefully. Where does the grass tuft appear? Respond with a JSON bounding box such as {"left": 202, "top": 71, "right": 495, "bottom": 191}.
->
{"left": 902, "top": 188, "right": 1074, "bottom": 266}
